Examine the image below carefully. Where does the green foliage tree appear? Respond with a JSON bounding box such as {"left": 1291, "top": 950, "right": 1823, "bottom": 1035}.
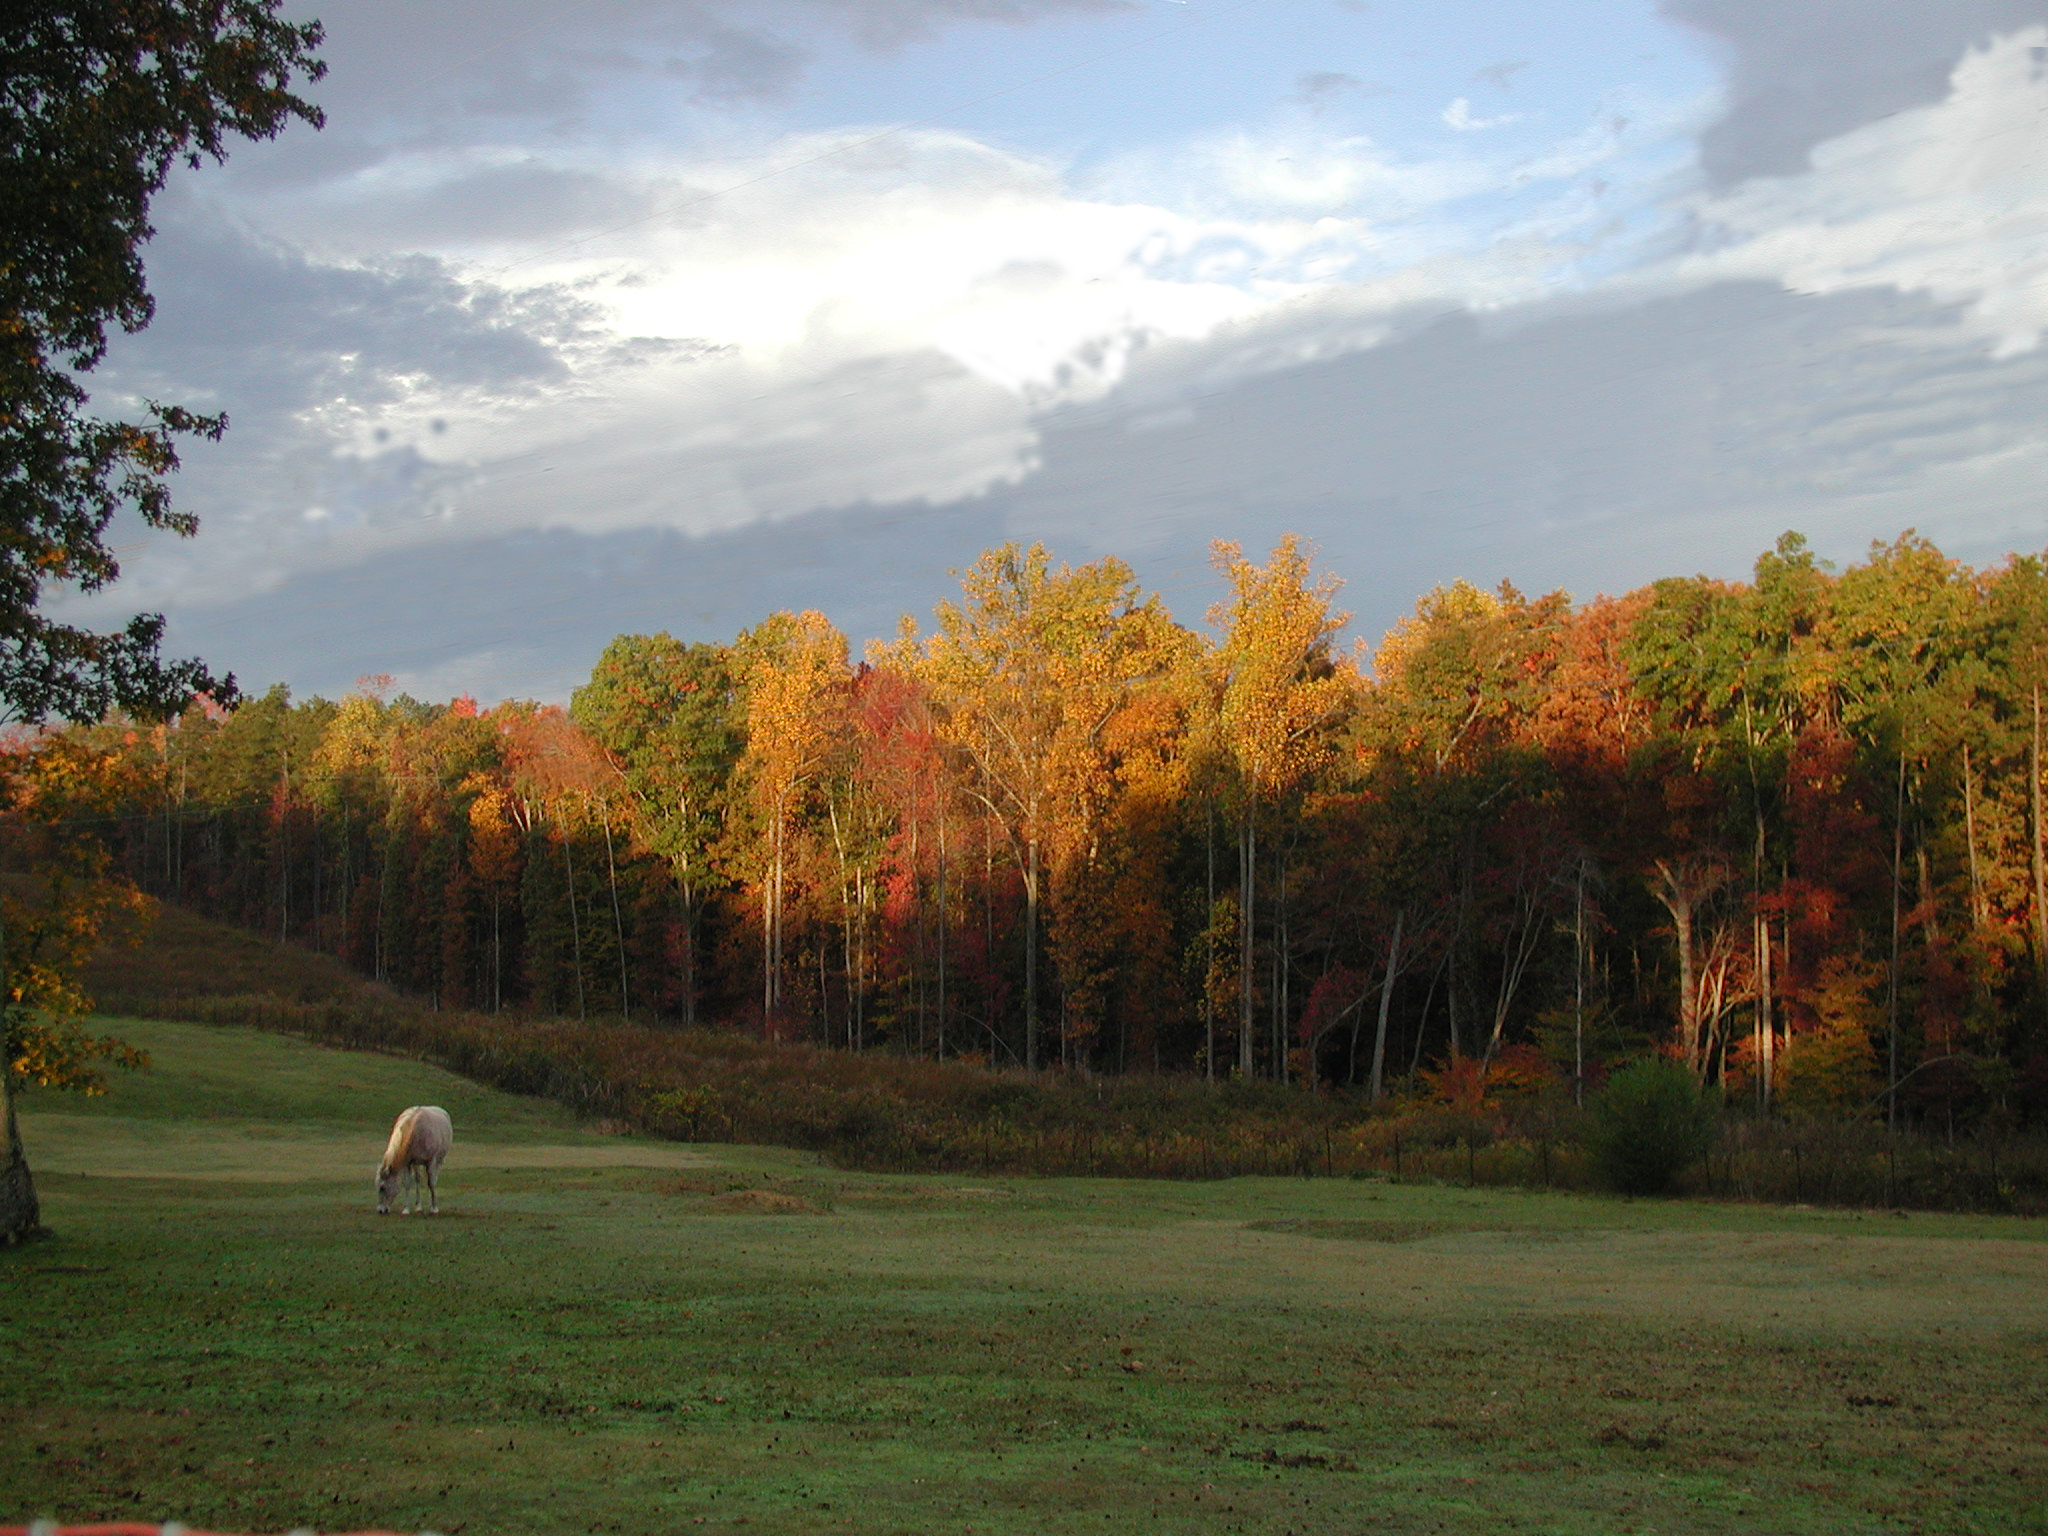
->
{"left": 1583, "top": 1057, "right": 1719, "bottom": 1196}
{"left": 0, "top": 1, "right": 324, "bottom": 1243}
{"left": 1, "top": 1, "right": 322, "bottom": 718}
{"left": 572, "top": 638, "right": 741, "bottom": 1014}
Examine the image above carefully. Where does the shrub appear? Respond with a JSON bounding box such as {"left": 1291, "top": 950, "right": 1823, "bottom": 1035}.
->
{"left": 1584, "top": 1058, "right": 1717, "bottom": 1195}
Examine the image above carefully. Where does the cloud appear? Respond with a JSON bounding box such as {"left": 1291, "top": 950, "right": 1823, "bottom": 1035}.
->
{"left": 98, "top": 1, "right": 2048, "bottom": 706}
{"left": 127, "top": 276, "right": 2048, "bottom": 703}
{"left": 1682, "top": 27, "right": 2048, "bottom": 355}
{"left": 139, "top": 500, "right": 1014, "bottom": 704}
{"left": 83, "top": 36, "right": 1713, "bottom": 646}
{"left": 288, "top": 0, "right": 1126, "bottom": 122}
{"left": 1473, "top": 60, "right": 1530, "bottom": 90}
{"left": 1662, "top": 0, "right": 2048, "bottom": 186}
{"left": 1441, "top": 98, "right": 1522, "bottom": 132}
{"left": 1003, "top": 278, "right": 2048, "bottom": 592}
{"left": 1291, "top": 71, "right": 1390, "bottom": 107}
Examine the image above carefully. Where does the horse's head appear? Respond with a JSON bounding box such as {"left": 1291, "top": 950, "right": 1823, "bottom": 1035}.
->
{"left": 376, "top": 1162, "right": 401, "bottom": 1214}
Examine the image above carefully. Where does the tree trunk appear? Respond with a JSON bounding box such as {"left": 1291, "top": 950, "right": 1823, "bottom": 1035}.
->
{"left": 1368, "top": 908, "right": 1404, "bottom": 1101}
{"left": 600, "top": 801, "right": 629, "bottom": 1018}
{"left": 1273, "top": 849, "right": 1287, "bottom": 1083}
{"left": 773, "top": 812, "right": 786, "bottom": 1023}
{"left": 1574, "top": 861, "right": 1587, "bottom": 1108}
{"left": 936, "top": 812, "right": 948, "bottom": 1061}
{"left": 1025, "top": 831, "right": 1040, "bottom": 1072}
{"left": 1887, "top": 747, "right": 1905, "bottom": 1133}
{"left": 2033, "top": 682, "right": 2047, "bottom": 996}
{"left": 1651, "top": 861, "right": 1701, "bottom": 1075}
{"left": 0, "top": 902, "right": 41, "bottom": 1245}
{"left": 0, "top": 1067, "right": 37, "bottom": 1246}
{"left": 563, "top": 831, "right": 586, "bottom": 1022}
{"left": 760, "top": 860, "right": 772, "bottom": 1027}
{"left": 678, "top": 792, "right": 698, "bottom": 1027}
{"left": 1963, "top": 741, "right": 1986, "bottom": 927}
{"left": 1761, "top": 914, "right": 1775, "bottom": 1112}
{"left": 1238, "top": 804, "right": 1255, "bottom": 1078}
{"left": 1204, "top": 796, "right": 1216, "bottom": 1082}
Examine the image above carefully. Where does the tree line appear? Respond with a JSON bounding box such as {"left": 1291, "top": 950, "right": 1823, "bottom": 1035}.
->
{"left": 35, "top": 530, "right": 2048, "bottom": 1131}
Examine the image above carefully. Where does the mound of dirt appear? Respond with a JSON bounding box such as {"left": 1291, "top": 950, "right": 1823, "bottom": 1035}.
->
{"left": 710, "top": 1188, "right": 822, "bottom": 1215}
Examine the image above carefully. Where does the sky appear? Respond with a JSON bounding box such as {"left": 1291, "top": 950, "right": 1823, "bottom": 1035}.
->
{"left": 64, "top": 0, "right": 2048, "bottom": 701}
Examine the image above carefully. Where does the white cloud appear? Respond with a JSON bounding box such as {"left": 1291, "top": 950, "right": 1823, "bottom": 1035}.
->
{"left": 96, "top": 46, "right": 1708, "bottom": 624}
{"left": 1442, "top": 97, "right": 1522, "bottom": 132}
{"left": 1683, "top": 26, "right": 2048, "bottom": 354}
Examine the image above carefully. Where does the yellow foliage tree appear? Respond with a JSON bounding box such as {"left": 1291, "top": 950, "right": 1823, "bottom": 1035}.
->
{"left": 738, "top": 611, "right": 850, "bottom": 1031}
{"left": 1, "top": 736, "right": 155, "bottom": 1242}
{"left": 906, "top": 544, "right": 1180, "bottom": 1068}
{"left": 1210, "top": 536, "right": 1352, "bottom": 1078}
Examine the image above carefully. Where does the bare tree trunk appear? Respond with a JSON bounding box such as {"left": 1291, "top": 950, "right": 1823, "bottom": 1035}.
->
{"left": 1204, "top": 796, "right": 1215, "bottom": 1082}
{"left": 600, "top": 801, "right": 629, "bottom": 1018}
{"left": 1887, "top": 748, "right": 1905, "bottom": 1133}
{"left": 2033, "top": 682, "right": 2047, "bottom": 996}
{"left": 1368, "top": 908, "right": 1404, "bottom": 1102}
{"left": 678, "top": 793, "right": 698, "bottom": 1028}
{"left": 1411, "top": 947, "right": 1447, "bottom": 1078}
{"left": 773, "top": 812, "right": 786, "bottom": 1021}
{"left": 1652, "top": 860, "right": 1701, "bottom": 1075}
{"left": 936, "top": 812, "right": 948, "bottom": 1061}
{"left": 278, "top": 758, "right": 290, "bottom": 942}
{"left": 564, "top": 832, "right": 586, "bottom": 1022}
{"left": 828, "top": 798, "right": 853, "bottom": 1051}
{"left": 311, "top": 804, "right": 322, "bottom": 953}
{"left": 1025, "top": 830, "right": 1040, "bottom": 1072}
{"left": 1575, "top": 861, "right": 1587, "bottom": 1108}
{"left": 908, "top": 815, "right": 924, "bottom": 1054}
{"left": 1238, "top": 803, "right": 1255, "bottom": 1078}
{"left": 1963, "top": 741, "right": 1987, "bottom": 926}
{"left": 1761, "top": 914, "right": 1775, "bottom": 1112}
{"left": 1273, "top": 849, "right": 1288, "bottom": 1083}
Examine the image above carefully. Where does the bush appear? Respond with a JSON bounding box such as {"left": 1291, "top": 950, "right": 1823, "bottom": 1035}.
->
{"left": 1584, "top": 1058, "right": 1718, "bottom": 1195}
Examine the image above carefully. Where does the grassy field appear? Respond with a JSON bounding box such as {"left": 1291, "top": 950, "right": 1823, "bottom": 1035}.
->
{"left": 3, "top": 1018, "right": 2046, "bottom": 1536}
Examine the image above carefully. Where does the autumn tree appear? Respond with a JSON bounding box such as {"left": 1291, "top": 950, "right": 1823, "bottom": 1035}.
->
{"left": 736, "top": 612, "right": 849, "bottom": 1033}
{"left": 906, "top": 545, "right": 1175, "bottom": 1069}
{"left": 1210, "top": 538, "right": 1351, "bottom": 1080}
{"left": 0, "top": 735, "right": 155, "bottom": 1240}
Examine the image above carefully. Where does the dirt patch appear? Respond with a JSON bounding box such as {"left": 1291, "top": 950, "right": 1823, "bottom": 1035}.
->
{"left": 711, "top": 1188, "right": 823, "bottom": 1215}
{"left": 1245, "top": 1217, "right": 1448, "bottom": 1243}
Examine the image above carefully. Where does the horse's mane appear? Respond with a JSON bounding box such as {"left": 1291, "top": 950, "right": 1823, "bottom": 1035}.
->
{"left": 380, "top": 1110, "right": 416, "bottom": 1175}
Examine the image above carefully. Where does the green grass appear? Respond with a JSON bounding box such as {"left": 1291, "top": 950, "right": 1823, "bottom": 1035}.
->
{"left": 4, "top": 1018, "right": 2047, "bottom": 1536}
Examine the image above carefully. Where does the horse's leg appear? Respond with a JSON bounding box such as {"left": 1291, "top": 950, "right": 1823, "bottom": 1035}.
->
{"left": 426, "top": 1157, "right": 439, "bottom": 1215}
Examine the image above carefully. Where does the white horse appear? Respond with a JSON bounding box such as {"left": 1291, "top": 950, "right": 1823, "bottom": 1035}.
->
{"left": 376, "top": 1105, "right": 453, "bottom": 1215}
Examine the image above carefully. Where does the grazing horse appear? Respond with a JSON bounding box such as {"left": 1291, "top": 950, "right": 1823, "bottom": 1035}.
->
{"left": 376, "top": 1105, "right": 453, "bottom": 1215}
